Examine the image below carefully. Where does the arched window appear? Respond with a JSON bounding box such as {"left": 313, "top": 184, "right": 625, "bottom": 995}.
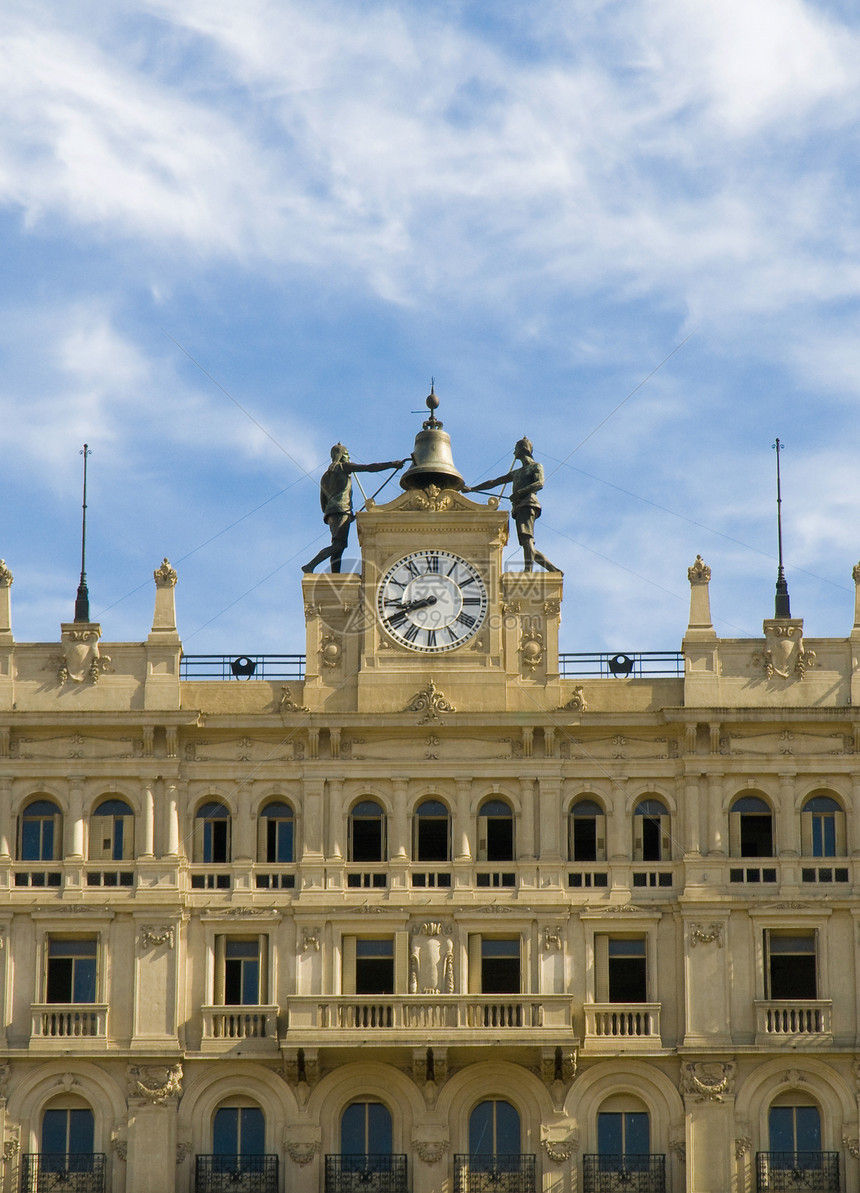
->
{"left": 569, "top": 799, "right": 605, "bottom": 862}
{"left": 768, "top": 1101, "right": 822, "bottom": 1170}
{"left": 39, "top": 1102, "right": 95, "bottom": 1174}
{"left": 194, "top": 802, "right": 231, "bottom": 863}
{"left": 633, "top": 799, "right": 670, "bottom": 862}
{"left": 469, "top": 1100, "right": 521, "bottom": 1166}
{"left": 341, "top": 1102, "right": 392, "bottom": 1155}
{"left": 478, "top": 799, "right": 514, "bottom": 862}
{"left": 258, "top": 801, "right": 294, "bottom": 863}
{"left": 413, "top": 800, "right": 450, "bottom": 862}
{"left": 729, "top": 795, "right": 774, "bottom": 858}
{"left": 19, "top": 799, "right": 62, "bottom": 861}
{"left": 210, "top": 1105, "right": 267, "bottom": 1178}
{"left": 349, "top": 801, "right": 386, "bottom": 863}
{"left": 801, "top": 795, "right": 845, "bottom": 857}
{"left": 89, "top": 798, "right": 134, "bottom": 861}
{"left": 596, "top": 1104, "right": 651, "bottom": 1173}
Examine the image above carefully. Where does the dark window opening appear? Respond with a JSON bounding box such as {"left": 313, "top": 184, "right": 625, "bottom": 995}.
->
{"left": 481, "top": 939, "right": 520, "bottom": 994}
{"left": 224, "top": 940, "right": 260, "bottom": 1005}
{"left": 46, "top": 939, "right": 97, "bottom": 1004}
{"left": 415, "top": 801, "right": 450, "bottom": 862}
{"left": 480, "top": 800, "right": 514, "bottom": 862}
{"left": 350, "top": 802, "right": 385, "bottom": 863}
{"left": 609, "top": 939, "right": 646, "bottom": 1003}
{"left": 768, "top": 933, "right": 817, "bottom": 1000}
{"left": 355, "top": 940, "right": 394, "bottom": 995}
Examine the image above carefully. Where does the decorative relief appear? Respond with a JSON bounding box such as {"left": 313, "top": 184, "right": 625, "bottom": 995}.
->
{"left": 415, "top": 1141, "right": 449, "bottom": 1164}
{"left": 176, "top": 1142, "right": 192, "bottom": 1165}
{"left": 301, "top": 928, "right": 321, "bottom": 952}
{"left": 153, "top": 557, "right": 177, "bottom": 587}
{"left": 410, "top": 923, "right": 454, "bottom": 994}
{"left": 57, "top": 628, "right": 111, "bottom": 685}
{"left": 520, "top": 629, "right": 544, "bottom": 672}
{"left": 0, "top": 560, "right": 12, "bottom": 587}
{"left": 399, "top": 484, "right": 482, "bottom": 512}
{"left": 751, "top": 623, "right": 816, "bottom": 680}
{"left": 542, "top": 926, "right": 563, "bottom": 952}
{"left": 406, "top": 680, "right": 456, "bottom": 725}
{"left": 127, "top": 1063, "right": 183, "bottom": 1104}
{"left": 3, "top": 1139, "right": 20, "bottom": 1161}
{"left": 282, "top": 1050, "right": 320, "bottom": 1109}
{"left": 320, "top": 634, "right": 342, "bottom": 668}
{"left": 669, "top": 1141, "right": 686, "bottom": 1161}
{"left": 689, "top": 923, "right": 723, "bottom": 948}
{"left": 853, "top": 562, "right": 860, "bottom": 583}
{"left": 425, "top": 735, "right": 439, "bottom": 760}
{"left": 688, "top": 555, "right": 711, "bottom": 583}
{"left": 781, "top": 1069, "right": 808, "bottom": 1085}
{"left": 0, "top": 1063, "right": 9, "bottom": 1094}
{"left": 140, "top": 925, "right": 175, "bottom": 950}
{"left": 0, "top": 729, "right": 9, "bottom": 759}
{"left": 735, "top": 1137, "right": 752, "bottom": 1159}
{"left": 521, "top": 727, "right": 533, "bottom": 758}
{"left": 559, "top": 734, "right": 677, "bottom": 761}
{"left": 111, "top": 1132, "right": 128, "bottom": 1163}
{"left": 721, "top": 729, "right": 843, "bottom": 756}
{"left": 543, "top": 599, "right": 561, "bottom": 616}
{"left": 680, "top": 1061, "right": 735, "bottom": 1102}
{"left": 286, "top": 1141, "right": 320, "bottom": 1165}
{"left": 501, "top": 600, "right": 522, "bottom": 616}
{"left": 540, "top": 1048, "right": 577, "bottom": 1095}
{"left": 542, "top": 1139, "right": 575, "bottom": 1164}
{"left": 279, "top": 686, "right": 309, "bottom": 713}
{"left": 843, "top": 1138, "right": 860, "bottom": 1160}
{"left": 559, "top": 686, "right": 587, "bottom": 712}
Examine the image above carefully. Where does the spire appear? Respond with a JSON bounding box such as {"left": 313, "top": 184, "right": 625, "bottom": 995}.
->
{"left": 74, "top": 443, "right": 92, "bottom": 623}
{"left": 773, "top": 438, "right": 790, "bottom": 618}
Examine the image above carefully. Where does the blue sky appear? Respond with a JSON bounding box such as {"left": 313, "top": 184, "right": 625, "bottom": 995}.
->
{"left": 2, "top": 0, "right": 860, "bottom": 655}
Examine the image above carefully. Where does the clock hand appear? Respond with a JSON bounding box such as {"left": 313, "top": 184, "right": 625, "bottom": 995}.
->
{"left": 400, "top": 596, "right": 438, "bottom": 612}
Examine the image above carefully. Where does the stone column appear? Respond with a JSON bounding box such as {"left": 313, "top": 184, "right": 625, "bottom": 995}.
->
{"left": 454, "top": 779, "right": 472, "bottom": 861}
{"left": 302, "top": 780, "right": 324, "bottom": 859}
{"left": 141, "top": 783, "right": 155, "bottom": 859}
{"left": 0, "top": 779, "right": 11, "bottom": 859}
{"left": 69, "top": 781, "right": 85, "bottom": 859}
{"left": 776, "top": 771, "right": 797, "bottom": 856}
{"left": 518, "top": 777, "right": 535, "bottom": 860}
{"left": 164, "top": 784, "right": 180, "bottom": 857}
{"left": 708, "top": 775, "right": 725, "bottom": 856}
{"left": 390, "top": 778, "right": 409, "bottom": 860}
{"left": 0, "top": 560, "right": 12, "bottom": 636}
{"left": 232, "top": 786, "right": 253, "bottom": 862}
{"left": 537, "top": 777, "right": 563, "bottom": 861}
{"left": 684, "top": 776, "right": 701, "bottom": 855}
{"left": 328, "top": 780, "right": 344, "bottom": 859}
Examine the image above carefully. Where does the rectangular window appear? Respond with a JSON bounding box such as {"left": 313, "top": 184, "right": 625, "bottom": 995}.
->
{"left": 479, "top": 938, "right": 520, "bottom": 994}
{"left": 46, "top": 938, "right": 97, "bottom": 1003}
{"left": 766, "top": 931, "right": 817, "bottom": 1000}
{"left": 342, "top": 934, "right": 409, "bottom": 995}
{"left": 215, "top": 936, "right": 267, "bottom": 1005}
{"left": 595, "top": 936, "right": 647, "bottom": 1003}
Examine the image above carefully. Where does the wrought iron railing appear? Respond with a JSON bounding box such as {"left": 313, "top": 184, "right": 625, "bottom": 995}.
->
{"left": 180, "top": 654, "right": 305, "bottom": 680}
{"left": 195, "top": 1153, "right": 279, "bottom": 1192}
{"left": 453, "top": 1154, "right": 536, "bottom": 1193}
{"left": 559, "top": 652, "right": 683, "bottom": 679}
{"left": 756, "top": 1152, "right": 839, "bottom": 1192}
{"left": 325, "top": 1154, "right": 408, "bottom": 1193}
{"left": 582, "top": 1154, "right": 666, "bottom": 1193}
{"left": 20, "top": 1153, "right": 106, "bottom": 1192}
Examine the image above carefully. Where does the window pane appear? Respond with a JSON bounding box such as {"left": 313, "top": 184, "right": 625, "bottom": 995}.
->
{"left": 21, "top": 819, "right": 44, "bottom": 861}
{"left": 213, "top": 1108, "right": 239, "bottom": 1155}
{"left": 46, "top": 958, "right": 73, "bottom": 1003}
{"left": 597, "top": 1113, "right": 623, "bottom": 1156}
{"left": 494, "top": 1102, "right": 520, "bottom": 1153}
{"left": 41, "top": 1110, "right": 69, "bottom": 1154}
{"left": 239, "top": 1108, "right": 265, "bottom": 1156}
{"left": 68, "top": 1110, "right": 94, "bottom": 1154}
{"left": 469, "top": 1102, "right": 494, "bottom": 1156}
{"left": 796, "top": 1107, "right": 821, "bottom": 1151}
{"left": 769, "top": 1107, "right": 795, "bottom": 1152}
{"left": 94, "top": 799, "right": 131, "bottom": 816}
{"left": 625, "top": 1113, "right": 650, "bottom": 1155}
{"left": 73, "top": 959, "right": 97, "bottom": 1004}
{"left": 366, "top": 1103, "right": 392, "bottom": 1154}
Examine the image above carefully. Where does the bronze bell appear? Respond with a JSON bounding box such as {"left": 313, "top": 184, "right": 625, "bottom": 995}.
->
{"left": 400, "top": 387, "right": 466, "bottom": 491}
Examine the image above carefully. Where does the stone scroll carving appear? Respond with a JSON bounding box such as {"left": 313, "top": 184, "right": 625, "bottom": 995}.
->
{"left": 410, "top": 923, "right": 454, "bottom": 994}
{"left": 405, "top": 681, "right": 456, "bottom": 725}
{"left": 127, "top": 1063, "right": 183, "bottom": 1104}
{"left": 153, "top": 558, "right": 178, "bottom": 587}
{"left": 680, "top": 1061, "right": 735, "bottom": 1102}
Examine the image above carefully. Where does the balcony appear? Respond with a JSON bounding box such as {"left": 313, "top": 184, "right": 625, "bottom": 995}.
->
{"left": 325, "top": 1154, "right": 407, "bottom": 1193}
{"left": 756, "top": 1151, "right": 839, "bottom": 1192}
{"left": 195, "top": 1154, "right": 279, "bottom": 1192}
{"left": 755, "top": 1001, "right": 832, "bottom": 1042}
{"left": 31, "top": 1004, "right": 108, "bottom": 1045}
{"left": 287, "top": 995, "right": 574, "bottom": 1044}
{"left": 21, "top": 1154, "right": 106, "bottom": 1193}
{"left": 454, "top": 1154, "right": 536, "bottom": 1193}
{"left": 584, "top": 1004, "right": 661, "bottom": 1049}
{"left": 582, "top": 1155, "right": 666, "bottom": 1193}
{"left": 200, "top": 1006, "right": 280, "bottom": 1050}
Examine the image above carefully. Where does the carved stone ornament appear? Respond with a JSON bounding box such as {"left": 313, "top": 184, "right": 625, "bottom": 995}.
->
{"left": 520, "top": 629, "right": 544, "bottom": 672}
{"left": 320, "top": 634, "right": 342, "bottom": 668}
{"left": 301, "top": 928, "right": 321, "bottom": 952}
{"left": 751, "top": 623, "right": 816, "bottom": 680}
{"left": 410, "top": 923, "right": 454, "bottom": 994}
{"left": 559, "top": 685, "right": 587, "bottom": 712}
{"left": 669, "top": 1141, "right": 686, "bottom": 1161}
{"left": 140, "top": 925, "right": 175, "bottom": 950}
{"left": 689, "top": 923, "right": 723, "bottom": 948}
{"left": 0, "top": 560, "right": 12, "bottom": 587}
{"left": 58, "top": 626, "right": 111, "bottom": 684}
{"left": 844, "top": 1138, "right": 860, "bottom": 1160}
{"left": 400, "top": 484, "right": 489, "bottom": 513}
{"left": 286, "top": 1141, "right": 320, "bottom": 1165}
{"left": 153, "top": 557, "right": 178, "bottom": 587}
{"left": 853, "top": 562, "right": 860, "bottom": 584}
{"left": 542, "top": 926, "right": 563, "bottom": 952}
{"left": 279, "top": 686, "right": 309, "bottom": 713}
{"left": 406, "top": 679, "right": 456, "bottom": 725}
{"left": 176, "top": 1142, "right": 192, "bottom": 1165}
{"left": 688, "top": 555, "right": 711, "bottom": 583}
{"left": 111, "top": 1131, "right": 128, "bottom": 1163}
{"left": 127, "top": 1063, "right": 183, "bottom": 1104}
{"left": 3, "top": 1139, "right": 20, "bottom": 1161}
{"left": 680, "top": 1061, "right": 735, "bottom": 1102}
{"left": 542, "top": 1139, "right": 575, "bottom": 1164}
{"left": 781, "top": 1069, "right": 808, "bottom": 1086}
{"left": 735, "top": 1137, "right": 752, "bottom": 1159}
{"left": 415, "top": 1140, "right": 449, "bottom": 1164}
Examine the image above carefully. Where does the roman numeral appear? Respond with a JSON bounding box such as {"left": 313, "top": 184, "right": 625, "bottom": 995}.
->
{"left": 426, "top": 630, "right": 437, "bottom": 647}
{"left": 456, "top": 612, "right": 477, "bottom": 629}
{"left": 404, "top": 622, "right": 421, "bottom": 643}
{"left": 403, "top": 560, "right": 421, "bottom": 578}
{"left": 384, "top": 610, "right": 409, "bottom": 629}
{"left": 425, "top": 553, "right": 440, "bottom": 573}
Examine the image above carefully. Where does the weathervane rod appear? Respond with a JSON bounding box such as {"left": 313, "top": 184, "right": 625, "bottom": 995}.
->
{"left": 773, "top": 437, "right": 790, "bottom": 618}
{"left": 74, "top": 443, "right": 92, "bottom": 623}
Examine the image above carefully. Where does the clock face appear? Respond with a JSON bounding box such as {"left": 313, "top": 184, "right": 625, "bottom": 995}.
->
{"left": 377, "top": 550, "right": 488, "bottom": 652}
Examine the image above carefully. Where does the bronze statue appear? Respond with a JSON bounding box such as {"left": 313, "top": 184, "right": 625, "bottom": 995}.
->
{"left": 303, "top": 444, "right": 407, "bottom": 574}
{"left": 464, "top": 437, "right": 562, "bottom": 573}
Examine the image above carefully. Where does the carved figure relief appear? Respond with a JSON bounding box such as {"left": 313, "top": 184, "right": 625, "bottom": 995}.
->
{"left": 680, "top": 1061, "right": 735, "bottom": 1102}
{"left": 320, "top": 634, "right": 342, "bottom": 668}
{"left": 410, "top": 923, "right": 454, "bottom": 993}
{"left": 127, "top": 1063, "right": 183, "bottom": 1104}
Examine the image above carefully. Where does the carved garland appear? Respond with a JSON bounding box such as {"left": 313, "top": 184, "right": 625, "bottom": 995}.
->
{"left": 140, "top": 926, "right": 175, "bottom": 950}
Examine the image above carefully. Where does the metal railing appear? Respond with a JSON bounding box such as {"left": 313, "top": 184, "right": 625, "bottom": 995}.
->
{"left": 195, "top": 1154, "right": 279, "bottom": 1193}
{"left": 583, "top": 1154, "right": 666, "bottom": 1193}
{"left": 325, "top": 1154, "right": 408, "bottom": 1193}
{"left": 180, "top": 654, "right": 305, "bottom": 680}
{"left": 454, "top": 1154, "right": 536, "bottom": 1193}
{"left": 756, "top": 1151, "right": 839, "bottom": 1192}
{"left": 21, "top": 1154, "right": 106, "bottom": 1193}
{"left": 560, "top": 652, "right": 683, "bottom": 679}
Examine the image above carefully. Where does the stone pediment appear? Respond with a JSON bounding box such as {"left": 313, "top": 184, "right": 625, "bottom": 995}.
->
{"left": 367, "top": 486, "right": 499, "bottom": 514}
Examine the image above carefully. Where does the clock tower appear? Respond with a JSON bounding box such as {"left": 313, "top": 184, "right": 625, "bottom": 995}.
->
{"left": 301, "top": 392, "right": 563, "bottom": 714}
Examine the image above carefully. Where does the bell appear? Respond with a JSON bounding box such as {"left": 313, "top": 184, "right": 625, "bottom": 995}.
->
{"left": 400, "top": 387, "right": 466, "bottom": 491}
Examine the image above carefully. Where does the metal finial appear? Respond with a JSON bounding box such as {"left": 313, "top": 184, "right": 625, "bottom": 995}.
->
{"left": 773, "top": 438, "right": 790, "bottom": 618}
{"left": 423, "top": 380, "right": 441, "bottom": 429}
{"left": 74, "top": 443, "right": 92, "bottom": 623}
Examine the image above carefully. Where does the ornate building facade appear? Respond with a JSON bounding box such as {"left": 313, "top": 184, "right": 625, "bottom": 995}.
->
{"left": 1, "top": 433, "right": 860, "bottom": 1193}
